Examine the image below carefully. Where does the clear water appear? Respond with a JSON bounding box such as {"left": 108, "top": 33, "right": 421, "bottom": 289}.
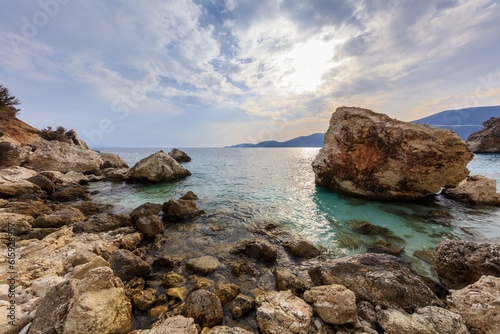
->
{"left": 89, "top": 148, "right": 500, "bottom": 279}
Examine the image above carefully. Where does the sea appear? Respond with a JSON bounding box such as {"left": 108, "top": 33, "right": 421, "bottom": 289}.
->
{"left": 88, "top": 148, "right": 500, "bottom": 280}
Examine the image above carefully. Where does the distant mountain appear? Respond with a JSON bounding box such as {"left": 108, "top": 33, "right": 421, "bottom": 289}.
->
{"left": 227, "top": 133, "right": 325, "bottom": 148}
{"left": 413, "top": 105, "right": 500, "bottom": 140}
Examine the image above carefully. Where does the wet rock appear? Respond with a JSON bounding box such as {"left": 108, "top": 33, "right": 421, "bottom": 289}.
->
{"left": 162, "top": 198, "right": 201, "bottom": 220}
{"left": 443, "top": 175, "right": 500, "bottom": 206}
{"left": 232, "top": 294, "right": 255, "bottom": 319}
{"left": 231, "top": 259, "right": 259, "bottom": 277}
{"left": 447, "top": 275, "right": 500, "bottom": 334}
{"left": 125, "top": 150, "right": 191, "bottom": 183}
{"left": 27, "top": 174, "right": 56, "bottom": 194}
{"left": 130, "top": 202, "right": 163, "bottom": 221}
{"left": 182, "top": 289, "right": 223, "bottom": 328}
{"left": 134, "top": 315, "right": 198, "bottom": 334}
{"left": 0, "top": 141, "right": 28, "bottom": 167}
{"left": 377, "top": 308, "right": 439, "bottom": 334}
{"left": 153, "top": 254, "right": 184, "bottom": 270}
{"left": 366, "top": 240, "right": 404, "bottom": 256}
{"left": 235, "top": 239, "right": 277, "bottom": 263}
{"left": 304, "top": 285, "right": 358, "bottom": 325}
{"left": 135, "top": 215, "right": 163, "bottom": 237}
{"left": 466, "top": 116, "right": 500, "bottom": 153}
{"left": 215, "top": 283, "right": 241, "bottom": 305}
{"left": 132, "top": 289, "right": 157, "bottom": 311}
{"left": 186, "top": 256, "right": 220, "bottom": 276}
{"left": 168, "top": 148, "right": 192, "bottom": 162}
{"left": 180, "top": 191, "right": 198, "bottom": 200}
{"left": 0, "top": 213, "right": 33, "bottom": 235}
{"left": 434, "top": 240, "right": 500, "bottom": 289}
{"left": 50, "top": 185, "right": 89, "bottom": 202}
{"left": 119, "top": 232, "right": 143, "bottom": 250}
{"left": 149, "top": 305, "right": 169, "bottom": 319}
{"left": 33, "top": 208, "right": 85, "bottom": 228}
{"left": 28, "top": 279, "right": 77, "bottom": 334}
{"left": 162, "top": 272, "right": 185, "bottom": 288}
{"left": 347, "top": 220, "right": 390, "bottom": 235}
{"left": 273, "top": 268, "right": 310, "bottom": 297}
{"left": 282, "top": 239, "right": 321, "bottom": 259}
{"left": 192, "top": 275, "right": 215, "bottom": 291}
{"left": 312, "top": 107, "right": 473, "bottom": 200}
{"left": 100, "top": 152, "right": 129, "bottom": 169}
{"left": 308, "top": 253, "right": 442, "bottom": 310}
{"left": 356, "top": 301, "right": 377, "bottom": 329}
{"left": 256, "top": 290, "right": 313, "bottom": 334}
{"left": 415, "top": 306, "right": 469, "bottom": 334}
{"left": 66, "top": 201, "right": 113, "bottom": 217}
{"left": 207, "top": 326, "right": 254, "bottom": 334}
{"left": 62, "top": 267, "right": 132, "bottom": 334}
{"left": 79, "top": 213, "right": 133, "bottom": 232}
{"left": 109, "top": 249, "right": 151, "bottom": 281}
{"left": 166, "top": 287, "right": 189, "bottom": 301}
{"left": 1, "top": 200, "right": 52, "bottom": 217}
{"left": 125, "top": 277, "right": 145, "bottom": 299}
{"left": 414, "top": 250, "right": 436, "bottom": 264}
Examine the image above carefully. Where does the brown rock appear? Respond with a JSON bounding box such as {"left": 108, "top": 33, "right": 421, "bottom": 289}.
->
{"left": 0, "top": 141, "right": 28, "bottom": 167}
{"left": 27, "top": 174, "right": 56, "bottom": 194}
{"left": 109, "top": 249, "right": 151, "bottom": 281}
{"left": 282, "top": 239, "right": 320, "bottom": 259}
{"left": 180, "top": 191, "right": 198, "bottom": 200}
{"left": 135, "top": 215, "right": 163, "bottom": 237}
{"left": 33, "top": 208, "right": 85, "bottom": 228}
{"left": 182, "top": 289, "right": 223, "bottom": 328}
{"left": 133, "top": 315, "right": 198, "bottom": 334}
{"left": 215, "top": 283, "right": 241, "bottom": 305}
{"left": 162, "top": 198, "right": 201, "bottom": 220}
{"left": 125, "top": 150, "right": 191, "bottom": 183}
{"left": 64, "top": 129, "right": 89, "bottom": 149}
{"left": 273, "top": 268, "right": 310, "bottom": 297}
{"left": 308, "top": 253, "right": 442, "bottom": 311}
{"left": 100, "top": 152, "right": 129, "bottom": 168}
{"left": 130, "top": 202, "right": 163, "bottom": 221}
{"left": 66, "top": 201, "right": 113, "bottom": 217}
{"left": 312, "top": 107, "right": 473, "bottom": 199}
{"left": 148, "top": 305, "right": 169, "bottom": 319}
{"left": 2, "top": 200, "right": 52, "bottom": 217}
{"left": 125, "top": 277, "right": 145, "bottom": 299}
{"left": 166, "top": 287, "right": 189, "bottom": 300}
{"left": 232, "top": 294, "right": 255, "bottom": 319}
{"left": 168, "top": 148, "right": 192, "bottom": 162}
{"left": 79, "top": 213, "right": 133, "bottom": 232}
{"left": 207, "top": 326, "right": 254, "bottom": 334}
{"left": 0, "top": 212, "right": 33, "bottom": 235}
{"left": 161, "top": 272, "right": 185, "bottom": 288}
{"left": 466, "top": 116, "right": 500, "bottom": 153}
{"left": 153, "top": 254, "right": 184, "bottom": 270}
{"left": 304, "top": 285, "right": 358, "bottom": 325}
{"left": 0, "top": 180, "right": 42, "bottom": 198}
{"left": 50, "top": 185, "right": 89, "bottom": 202}
{"left": 185, "top": 256, "right": 220, "bottom": 275}
{"left": 132, "top": 289, "right": 157, "bottom": 311}
{"left": 236, "top": 239, "right": 277, "bottom": 263}
{"left": 119, "top": 232, "right": 143, "bottom": 250}
{"left": 435, "top": 240, "right": 500, "bottom": 289}
{"left": 443, "top": 175, "right": 500, "bottom": 206}
{"left": 231, "top": 259, "right": 258, "bottom": 277}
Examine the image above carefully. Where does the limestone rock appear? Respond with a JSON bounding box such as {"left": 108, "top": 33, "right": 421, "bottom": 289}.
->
{"left": 62, "top": 267, "right": 132, "bottom": 334}
{"left": 207, "top": 326, "right": 254, "bottom": 334}
{"left": 109, "top": 249, "right": 151, "bottom": 281}
{"left": 304, "top": 285, "right": 358, "bottom": 325}
{"left": 49, "top": 185, "right": 89, "bottom": 202}
{"left": 100, "top": 152, "right": 129, "bottom": 168}
{"left": 448, "top": 275, "right": 500, "bottom": 334}
{"left": 282, "top": 239, "right": 321, "bottom": 259}
{"left": 26, "top": 139, "right": 103, "bottom": 173}
{"left": 0, "top": 213, "right": 33, "bottom": 235}
{"left": 357, "top": 301, "right": 377, "bottom": 329}
{"left": 186, "top": 256, "right": 220, "bottom": 276}
{"left": 256, "top": 290, "right": 313, "bottom": 334}
{"left": 168, "top": 148, "right": 192, "bottom": 162}
{"left": 0, "top": 141, "right": 28, "bottom": 167}
{"left": 232, "top": 293, "right": 255, "bottom": 319}
{"left": 163, "top": 198, "right": 201, "bottom": 220}
{"left": 273, "top": 268, "right": 311, "bottom": 297}
{"left": 27, "top": 174, "right": 56, "bottom": 194}
{"left": 135, "top": 215, "right": 163, "bottom": 237}
{"left": 30, "top": 276, "right": 67, "bottom": 298}
{"left": 215, "top": 283, "right": 241, "bottom": 305}
{"left": 133, "top": 315, "right": 198, "bottom": 334}
{"left": 434, "top": 240, "right": 500, "bottom": 289}
{"left": 466, "top": 116, "right": 500, "bottom": 153}
{"left": 308, "top": 253, "right": 441, "bottom": 310}
{"left": 58, "top": 171, "right": 89, "bottom": 185}
{"left": 377, "top": 308, "right": 439, "bottom": 334}
{"left": 68, "top": 255, "right": 109, "bottom": 280}
{"left": 79, "top": 213, "right": 132, "bottom": 232}
{"left": 66, "top": 201, "right": 113, "bottom": 217}
{"left": 130, "top": 202, "right": 163, "bottom": 221}
{"left": 1, "top": 200, "right": 51, "bottom": 218}
{"left": 33, "top": 208, "right": 85, "bottom": 228}
{"left": 312, "top": 107, "right": 473, "bottom": 200}
{"left": 125, "top": 150, "right": 191, "bottom": 183}
{"left": 182, "top": 289, "right": 223, "bottom": 328}
{"left": 416, "top": 306, "right": 469, "bottom": 334}
{"left": 236, "top": 239, "right": 277, "bottom": 263}
{"left": 442, "top": 175, "right": 500, "bottom": 206}
{"left": 65, "top": 129, "right": 89, "bottom": 149}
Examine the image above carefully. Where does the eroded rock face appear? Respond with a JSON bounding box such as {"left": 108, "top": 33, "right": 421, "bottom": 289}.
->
{"left": 0, "top": 141, "right": 28, "bottom": 167}
{"left": 415, "top": 306, "right": 470, "bottom": 334}
{"left": 168, "top": 148, "right": 192, "bottom": 162}
{"left": 448, "top": 275, "right": 500, "bottom": 334}
{"left": 442, "top": 175, "right": 500, "bottom": 206}
{"left": 377, "top": 308, "right": 439, "bottom": 334}
{"left": 466, "top": 116, "right": 500, "bottom": 153}
{"left": 304, "top": 285, "right": 358, "bottom": 325}
{"left": 308, "top": 253, "right": 442, "bottom": 310}
{"left": 182, "top": 289, "right": 223, "bottom": 328}
{"left": 26, "top": 139, "right": 103, "bottom": 173}
{"left": 0, "top": 213, "right": 33, "bottom": 235}
{"left": 273, "top": 268, "right": 310, "bottom": 297}
{"left": 100, "top": 152, "right": 129, "bottom": 169}
{"left": 126, "top": 150, "right": 191, "bottom": 183}
{"left": 312, "top": 107, "right": 473, "bottom": 200}
{"left": 256, "top": 290, "right": 313, "bottom": 334}
{"left": 434, "top": 240, "right": 500, "bottom": 289}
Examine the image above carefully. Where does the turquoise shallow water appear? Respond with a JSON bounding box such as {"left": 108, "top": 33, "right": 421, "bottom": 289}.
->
{"left": 89, "top": 148, "right": 500, "bottom": 278}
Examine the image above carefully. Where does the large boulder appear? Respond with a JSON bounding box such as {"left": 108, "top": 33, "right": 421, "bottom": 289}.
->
{"left": 447, "top": 275, "right": 500, "bottom": 334}
{"left": 182, "top": 289, "right": 223, "bottom": 328}
{"left": 312, "top": 107, "right": 473, "bottom": 200}
{"left": 303, "top": 285, "right": 358, "bottom": 325}
{"left": 235, "top": 239, "right": 277, "bottom": 263}
{"left": 65, "top": 129, "right": 90, "bottom": 149}
{"left": 135, "top": 215, "right": 163, "bottom": 237}
{"left": 125, "top": 150, "right": 191, "bottom": 183}
{"left": 282, "top": 239, "right": 321, "bottom": 259}
{"left": 109, "top": 249, "right": 151, "bottom": 281}
{"left": 0, "top": 167, "right": 41, "bottom": 197}
{"left": 168, "top": 148, "right": 191, "bottom": 162}
{"left": 435, "top": 240, "right": 500, "bottom": 289}
{"left": 100, "top": 152, "right": 129, "bottom": 169}
{"left": 33, "top": 208, "right": 85, "bottom": 228}
{"left": 466, "top": 116, "right": 500, "bottom": 153}
{"left": 26, "top": 139, "right": 103, "bottom": 173}
{"left": 256, "top": 290, "right": 313, "bottom": 334}
{"left": 162, "top": 198, "right": 201, "bottom": 220}
{"left": 62, "top": 267, "right": 132, "bottom": 334}
{"left": 215, "top": 283, "right": 241, "bottom": 305}
{"left": 78, "top": 213, "right": 133, "bottom": 232}
{"left": 442, "top": 175, "right": 500, "bottom": 206}
{"left": 27, "top": 174, "right": 56, "bottom": 194}
{"left": 130, "top": 202, "right": 163, "bottom": 221}
{"left": 308, "top": 253, "right": 442, "bottom": 310}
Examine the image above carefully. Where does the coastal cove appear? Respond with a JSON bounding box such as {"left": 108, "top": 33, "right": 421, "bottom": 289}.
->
{"left": 91, "top": 147, "right": 500, "bottom": 279}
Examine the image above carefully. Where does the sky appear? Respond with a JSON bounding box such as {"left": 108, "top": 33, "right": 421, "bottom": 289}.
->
{"left": 1, "top": 0, "right": 500, "bottom": 147}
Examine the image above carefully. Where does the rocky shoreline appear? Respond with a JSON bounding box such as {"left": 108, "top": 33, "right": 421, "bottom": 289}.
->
{"left": 1, "top": 110, "right": 499, "bottom": 334}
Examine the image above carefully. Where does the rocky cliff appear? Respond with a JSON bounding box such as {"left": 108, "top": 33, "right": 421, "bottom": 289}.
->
{"left": 312, "top": 107, "right": 473, "bottom": 200}
{"left": 466, "top": 116, "right": 500, "bottom": 153}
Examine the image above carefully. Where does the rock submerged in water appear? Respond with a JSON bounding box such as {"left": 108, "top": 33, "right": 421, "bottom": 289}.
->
{"left": 168, "top": 148, "right": 192, "bottom": 162}
{"left": 312, "top": 106, "right": 473, "bottom": 200}
{"left": 442, "top": 175, "right": 500, "bottom": 206}
{"left": 466, "top": 116, "right": 500, "bottom": 153}
{"left": 126, "top": 150, "right": 191, "bottom": 183}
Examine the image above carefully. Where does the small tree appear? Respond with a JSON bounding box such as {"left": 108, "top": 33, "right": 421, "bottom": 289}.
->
{"left": 0, "top": 85, "right": 21, "bottom": 109}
